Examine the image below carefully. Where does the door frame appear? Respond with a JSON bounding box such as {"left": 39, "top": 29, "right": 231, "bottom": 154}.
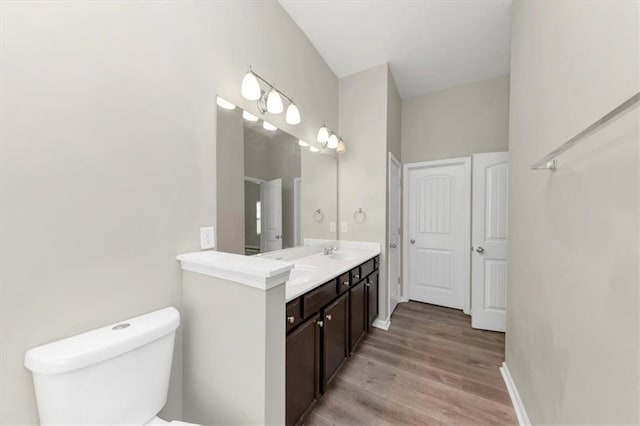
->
{"left": 388, "top": 152, "right": 403, "bottom": 316}
{"left": 402, "top": 157, "right": 472, "bottom": 314}
{"left": 293, "top": 177, "right": 302, "bottom": 246}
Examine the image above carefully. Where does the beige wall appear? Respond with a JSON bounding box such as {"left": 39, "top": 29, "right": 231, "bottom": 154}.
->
{"left": 507, "top": 1, "right": 639, "bottom": 424}
{"left": 0, "top": 1, "right": 338, "bottom": 423}
{"left": 339, "top": 63, "right": 393, "bottom": 322}
{"left": 402, "top": 75, "right": 509, "bottom": 162}
{"left": 217, "top": 107, "right": 245, "bottom": 255}
{"left": 301, "top": 149, "right": 338, "bottom": 241}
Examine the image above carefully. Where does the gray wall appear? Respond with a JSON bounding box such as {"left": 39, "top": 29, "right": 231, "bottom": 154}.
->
{"left": 507, "top": 1, "right": 639, "bottom": 424}
{"left": 339, "top": 63, "right": 394, "bottom": 322}
{"left": 402, "top": 75, "right": 509, "bottom": 162}
{"left": 0, "top": 1, "right": 338, "bottom": 423}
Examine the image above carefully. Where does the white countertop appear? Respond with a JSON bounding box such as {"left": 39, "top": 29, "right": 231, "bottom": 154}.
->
{"left": 285, "top": 247, "right": 380, "bottom": 302}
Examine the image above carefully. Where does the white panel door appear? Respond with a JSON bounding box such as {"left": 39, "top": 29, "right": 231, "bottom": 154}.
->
{"left": 388, "top": 154, "right": 402, "bottom": 315}
{"left": 407, "top": 158, "right": 471, "bottom": 310}
{"left": 260, "top": 178, "right": 282, "bottom": 253}
{"left": 472, "top": 152, "right": 509, "bottom": 332}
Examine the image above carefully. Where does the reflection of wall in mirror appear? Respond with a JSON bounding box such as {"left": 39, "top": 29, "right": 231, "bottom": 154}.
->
{"left": 301, "top": 149, "right": 337, "bottom": 241}
{"left": 244, "top": 180, "right": 261, "bottom": 253}
{"left": 244, "top": 128, "right": 300, "bottom": 250}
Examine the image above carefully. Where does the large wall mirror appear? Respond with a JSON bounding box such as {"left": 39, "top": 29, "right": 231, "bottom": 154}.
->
{"left": 216, "top": 100, "right": 338, "bottom": 255}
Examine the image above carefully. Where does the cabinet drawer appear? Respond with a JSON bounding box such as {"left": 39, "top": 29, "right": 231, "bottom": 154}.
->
{"left": 286, "top": 298, "right": 302, "bottom": 333}
{"left": 350, "top": 266, "right": 362, "bottom": 285}
{"left": 337, "top": 272, "right": 350, "bottom": 294}
{"left": 303, "top": 281, "right": 338, "bottom": 317}
{"left": 360, "top": 259, "right": 375, "bottom": 278}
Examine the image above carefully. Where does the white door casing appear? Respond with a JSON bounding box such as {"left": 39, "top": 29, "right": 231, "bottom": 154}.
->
{"left": 404, "top": 158, "right": 471, "bottom": 311}
{"left": 388, "top": 153, "right": 402, "bottom": 315}
{"left": 471, "top": 152, "right": 509, "bottom": 332}
{"left": 293, "top": 177, "right": 302, "bottom": 247}
{"left": 260, "top": 178, "right": 283, "bottom": 252}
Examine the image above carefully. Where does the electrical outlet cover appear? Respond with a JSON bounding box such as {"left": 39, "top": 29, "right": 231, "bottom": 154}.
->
{"left": 341, "top": 222, "right": 348, "bottom": 233}
{"left": 200, "top": 227, "right": 215, "bottom": 250}
{"left": 330, "top": 222, "right": 336, "bottom": 232}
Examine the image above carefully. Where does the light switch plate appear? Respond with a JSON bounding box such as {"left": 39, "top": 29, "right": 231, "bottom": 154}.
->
{"left": 200, "top": 227, "right": 215, "bottom": 250}
{"left": 341, "top": 222, "right": 348, "bottom": 233}
{"left": 330, "top": 222, "right": 336, "bottom": 232}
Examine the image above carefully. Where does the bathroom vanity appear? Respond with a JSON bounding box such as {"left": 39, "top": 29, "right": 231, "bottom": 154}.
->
{"left": 285, "top": 254, "right": 379, "bottom": 426}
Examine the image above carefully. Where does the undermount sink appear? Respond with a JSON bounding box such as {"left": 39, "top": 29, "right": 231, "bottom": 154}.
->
{"left": 327, "top": 251, "right": 359, "bottom": 262}
{"left": 287, "top": 264, "right": 322, "bottom": 286}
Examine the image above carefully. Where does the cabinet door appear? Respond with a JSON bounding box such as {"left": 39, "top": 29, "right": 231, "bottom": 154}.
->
{"left": 367, "top": 272, "right": 379, "bottom": 328}
{"left": 286, "top": 314, "right": 320, "bottom": 426}
{"left": 322, "top": 293, "right": 348, "bottom": 389}
{"left": 349, "top": 280, "right": 366, "bottom": 353}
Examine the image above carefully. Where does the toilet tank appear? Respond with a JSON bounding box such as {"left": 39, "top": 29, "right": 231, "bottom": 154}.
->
{"left": 24, "top": 307, "right": 180, "bottom": 425}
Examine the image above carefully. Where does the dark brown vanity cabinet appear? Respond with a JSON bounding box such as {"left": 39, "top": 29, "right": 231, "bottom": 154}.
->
{"left": 367, "top": 272, "right": 379, "bottom": 328}
{"left": 286, "top": 255, "right": 379, "bottom": 426}
{"left": 322, "top": 293, "right": 348, "bottom": 388}
{"left": 286, "top": 314, "right": 320, "bottom": 426}
{"left": 349, "top": 279, "right": 367, "bottom": 353}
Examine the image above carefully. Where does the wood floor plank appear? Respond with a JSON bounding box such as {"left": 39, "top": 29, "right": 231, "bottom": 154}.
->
{"left": 306, "top": 302, "right": 517, "bottom": 425}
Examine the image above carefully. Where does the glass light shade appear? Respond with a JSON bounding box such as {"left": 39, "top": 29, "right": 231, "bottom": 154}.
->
{"left": 241, "top": 72, "right": 261, "bottom": 101}
{"left": 327, "top": 133, "right": 339, "bottom": 149}
{"left": 286, "top": 103, "right": 301, "bottom": 125}
{"left": 242, "top": 111, "right": 259, "bottom": 122}
{"left": 309, "top": 146, "right": 320, "bottom": 153}
{"left": 263, "top": 121, "right": 277, "bottom": 131}
{"left": 266, "top": 89, "right": 284, "bottom": 114}
{"left": 317, "top": 126, "right": 329, "bottom": 143}
{"left": 216, "top": 96, "right": 236, "bottom": 110}
{"left": 298, "top": 140, "right": 309, "bottom": 147}
{"left": 336, "top": 139, "right": 346, "bottom": 154}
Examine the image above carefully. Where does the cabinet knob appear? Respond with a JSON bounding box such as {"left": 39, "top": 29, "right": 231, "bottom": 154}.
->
{"left": 366, "top": 283, "right": 371, "bottom": 287}
{"left": 354, "top": 274, "right": 360, "bottom": 280}
{"left": 326, "top": 314, "right": 332, "bottom": 321}
{"left": 287, "top": 316, "right": 295, "bottom": 324}
{"left": 316, "top": 320, "right": 324, "bottom": 327}
{"left": 342, "top": 281, "right": 349, "bottom": 286}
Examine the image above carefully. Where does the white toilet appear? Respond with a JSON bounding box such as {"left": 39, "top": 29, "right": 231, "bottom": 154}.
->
{"left": 24, "top": 307, "right": 197, "bottom": 425}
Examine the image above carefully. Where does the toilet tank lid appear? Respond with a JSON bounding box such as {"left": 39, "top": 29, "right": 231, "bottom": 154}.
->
{"left": 24, "top": 307, "right": 180, "bottom": 375}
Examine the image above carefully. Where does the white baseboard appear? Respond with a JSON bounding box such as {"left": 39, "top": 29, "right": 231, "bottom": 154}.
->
{"left": 500, "top": 362, "right": 531, "bottom": 426}
{"left": 399, "top": 296, "right": 409, "bottom": 303}
{"left": 372, "top": 317, "right": 390, "bottom": 330}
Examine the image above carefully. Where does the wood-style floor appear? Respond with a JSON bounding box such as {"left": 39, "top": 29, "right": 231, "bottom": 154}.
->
{"left": 305, "top": 301, "right": 517, "bottom": 425}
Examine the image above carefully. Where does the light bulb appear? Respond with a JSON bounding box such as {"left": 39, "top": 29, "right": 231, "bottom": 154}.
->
{"left": 216, "top": 96, "right": 236, "bottom": 110}
{"left": 309, "top": 146, "right": 320, "bottom": 153}
{"left": 263, "top": 121, "right": 277, "bottom": 131}
{"left": 266, "top": 88, "right": 283, "bottom": 114}
{"left": 298, "top": 140, "right": 309, "bottom": 147}
{"left": 242, "top": 110, "right": 259, "bottom": 122}
{"left": 317, "top": 126, "right": 329, "bottom": 143}
{"left": 241, "top": 71, "right": 261, "bottom": 101}
{"left": 327, "top": 133, "right": 339, "bottom": 149}
{"left": 286, "top": 103, "right": 301, "bottom": 125}
{"left": 336, "top": 139, "right": 346, "bottom": 154}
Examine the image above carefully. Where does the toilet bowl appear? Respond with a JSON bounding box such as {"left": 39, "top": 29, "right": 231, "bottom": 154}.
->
{"left": 24, "top": 307, "right": 199, "bottom": 426}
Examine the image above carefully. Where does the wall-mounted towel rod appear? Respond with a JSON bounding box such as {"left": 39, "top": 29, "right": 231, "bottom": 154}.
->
{"left": 531, "top": 91, "right": 640, "bottom": 170}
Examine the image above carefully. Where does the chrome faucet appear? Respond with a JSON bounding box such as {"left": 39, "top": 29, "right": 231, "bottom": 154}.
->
{"left": 323, "top": 245, "right": 339, "bottom": 255}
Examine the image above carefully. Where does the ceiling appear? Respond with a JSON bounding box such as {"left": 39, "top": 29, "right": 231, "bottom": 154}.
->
{"left": 279, "top": 0, "right": 512, "bottom": 99}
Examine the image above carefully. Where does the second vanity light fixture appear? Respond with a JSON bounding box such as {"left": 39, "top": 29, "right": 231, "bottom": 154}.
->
{"left": 317, "top": 125, "right": 346, "bottom": 153}
{"left": 241, "top": 66, "right": 301, "bottom": 125}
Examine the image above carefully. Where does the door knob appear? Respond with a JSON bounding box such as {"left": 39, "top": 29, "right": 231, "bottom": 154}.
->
{"left": 390, "top": 243, "right": 397, "bottom": 248}
{"left": 476, "top": 246, "right": 485, "bottom": 253}
{"left": 410, "top": 239, "right": 415, "bottom": 244}
{"left": 275, "top": 235, "right": 281, "bottom": 239}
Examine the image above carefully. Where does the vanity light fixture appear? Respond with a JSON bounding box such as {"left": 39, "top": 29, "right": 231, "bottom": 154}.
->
{"left": 309, "top": 146, "right": 320, "bottom": 153}
{"left": 241, "top": 66, "right": 301, "bottom": 125}
{"left": 263, "top": 121, "right": 277, "bottom": 131}
{"left": 242, "top": 111, "right": 259, "bottom": 122}
{"left": 327, "top": 133, "right": 339, "bottom": 149}
{"left": 298, "top": 140, "right": 309, "bottom": 147}
{"left": 216, "top": 96, "right": 236, "bottom": 110}
{"left": 316, "top": 124, "right": 345, "bottom": 152}
{"left": 317, "top": 125, "right": 329, "bottom": 143}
